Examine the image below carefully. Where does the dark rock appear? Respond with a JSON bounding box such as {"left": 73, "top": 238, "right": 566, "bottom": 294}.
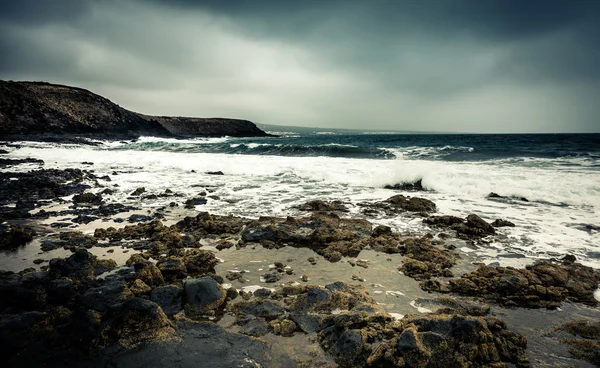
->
{"left": 372, "top": 225, "right": 392, "bottom": 237}
{"left": 157, "top": 257, "right": 187, "bottom": 282}
{"left": 96, "top": 297, "right": 176, "bottom": 348}
{"left": 79, "top": 281, "right": 134, "bottom": 312}
{"left": 0, "top": 224, "right": 35, "bottom": 249}
{"left": 262, "top": 272, "right": 282, "bottom": 283}
{"left": 387, "top": 195, "right": 436, "bottom": 212}
{"left": 432, "top": 259, "right": 600, "bottom": 308}
{"left": 71, "top": 214, "right": 99, "bottom": 224}
{"left": 183, "top": 276, "right": 226, "bottom": 317}
{"left": 297, "top": 200, "right": 348, "bottom": 212}
{"left": 73, "top": 192, "right": 103, "bottom": 205}
{"left": 150, "top": 285, "right": 182, "bottom": 317}
{"left": 131, "top": 187, "right": 146, "bottom": 196}
{"left": 230, "top": 300, "right": 285, "bottom": 320}
{"left": 184, "top": 197, "right": 207, "bottom": 209}
{"left": 384, "top": 178, "right": 426, "bottom": 191}
{"left": 128, "top": 214, "right": 153, "bottom": 223}
{"left": 253, "top": 288, "right": 272, "bottom": 298}
{"left": 206, "top": 171, "right": 225, "bottom": 175}
{"left": 239, "top": 318, "right": 269, "bottom": 337}
{"left": 491, "top": 219, "right": 516, "bottom": 227}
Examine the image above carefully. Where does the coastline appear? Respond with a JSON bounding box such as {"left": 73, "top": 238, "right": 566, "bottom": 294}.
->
{"left": 1, "top": 139, "right": 599, "bottom": 367}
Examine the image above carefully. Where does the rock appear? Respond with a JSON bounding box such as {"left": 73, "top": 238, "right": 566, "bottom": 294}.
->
{"left": 384, "top": 179, "right": 425, "bottom": 191}
{"left": 184, "top": 197, "right": 207, "bottom": 209}
{"left": 131, "top": 187, "right": 146, "bottom": 196}
{"left": 552, "top": 319, "right": 600, "bottom": 366}
{"left": 0, "top": 225, "right": 35, "bottom": 249}
{"left": 372, "top": 225, "right": 392, "bottom": 237}
{"left": 206, "top": 171, "right": 224, "bottom": 175}
{"left": 262, "top": 272, "right": 282, "bottom": 283}
{"left": 132, "top": 261, "right": 165, "bottom": 287}
{"left": 49, "top": 248, "right": 116, "bottom": 287}
{"left": 387, "top": 195, "right": 436, "bottom": 212}
{"left": 157, "top": 257, "right": 187, "bottom": 282}
{"left": 183, "top": 276, "right": 226, "bottom": 317}
{"left": 318, "top": 311, "right": 529, "bottom": 368}
{"left": 240, "top": 318, "right": 269, "bottom": 337}
{"left": 128, "top": 279, "right": 152, "bottom": 296}
{"left": 465, "top": 214, "right": 495, "bottom": 234}
{"left": 230, "top": 300, "right": 286, "bottom": 320}
{"left": 491, "top": 219, "right": 516, "bottom": 227}
{"left": 79, "top": 281, "right": 135, "bottom": 311}
{"left": 297, "top": 200, "right": 348, "bottom": 212}
{"left": 253, "top": 288, "right": 272, "bottom": 298}
{"left": 96, "top": 298, "right": 176, "bottom": 348}
{"left": 48, "top": 278, "right": 77, "bottom": 305}
{"left": 73, "top": 192, "right": 103, "bottom": 205}
{"left": 433, "top": 259, "right": 600, "bottom": 308}
{"left": 150, "top": 285, "right": 182, "bottom": 317}
{"left": 423, "top": 215, "right": 464, "bottom": 227}
{"left": 128, "top": 214, "right": 153, "bottom": 223}
{"left": 181, "top": 249, "right": 219, "bottom": 276}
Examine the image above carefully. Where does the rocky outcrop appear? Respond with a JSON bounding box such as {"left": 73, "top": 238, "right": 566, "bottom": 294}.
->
{"left": 144, "top": 115, "right": 268, "bottom": 137}
{"left": 423, "top": 256, "right": 600, "bottom": 308}
{"left": 0, "top": 81, "right": 269, "bottom": 139}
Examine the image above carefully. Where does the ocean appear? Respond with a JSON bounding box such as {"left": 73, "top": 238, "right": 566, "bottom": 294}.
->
{"left": 6, "top": 130, "right": 600, "bottom": 268}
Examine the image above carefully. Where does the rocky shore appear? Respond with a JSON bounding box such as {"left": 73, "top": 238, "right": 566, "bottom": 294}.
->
{"left": 0, "top": 81, "right": 269, "bottom": 140}
{"left": 1, "top": 149, "right": 600, "bottom": 367}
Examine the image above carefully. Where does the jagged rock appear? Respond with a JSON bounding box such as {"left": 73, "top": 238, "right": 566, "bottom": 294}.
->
{"left": 0, "top": 224, "right": 35, "bottom": 249}
{"left": 96, "top": 298, "right": 176, "bottom": 348}
{"left": 426, "top": 256, "right": 600, "bottom": 308}
{"left": 183, "top": 276, "right": 226, "bottom": 317}
{"left": 130, "top": 187, "right": 146, "bottom": 196}
{"left": 157, "top": 257, "right": 187, "bottom": 282}
{"left": 318, "top": 311, "right": 529, "bottom": 368}
{"left": 298, "top": 200, "right": 348, "bottom": 212}
{"left": 398, "top": 236, "right": 456, "bottom": 280}
{"left": 48, "top": 248, "right": 116, "bottom": 287}
{"left": 132, "top": 261, "right": 165, "bottom": 287}
{"left": 384, "top": 179, "right": 425, "bottom": 191}
{"left": 387, "top": 195, "right": 436, "bottom": 212}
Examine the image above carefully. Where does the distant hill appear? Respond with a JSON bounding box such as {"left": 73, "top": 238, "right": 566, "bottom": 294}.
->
{"left": 0, "top": 81, "right": 268, "bottom": 140}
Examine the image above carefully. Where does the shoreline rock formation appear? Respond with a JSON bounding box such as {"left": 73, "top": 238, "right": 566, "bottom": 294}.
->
{"left": 0, "top": 80, "right": 269, "bottom": 140}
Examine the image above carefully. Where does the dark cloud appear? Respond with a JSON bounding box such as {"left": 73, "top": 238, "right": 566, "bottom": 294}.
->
{"left": 0, "top": 0, "right": 598, "bottom": 132}
{"left": 0, "top": 0, "right": 92, "bottom": 25}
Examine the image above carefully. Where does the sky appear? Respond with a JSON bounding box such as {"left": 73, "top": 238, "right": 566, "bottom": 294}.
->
{"left": 0, "top": 0, "right": 599, "bottom": 133}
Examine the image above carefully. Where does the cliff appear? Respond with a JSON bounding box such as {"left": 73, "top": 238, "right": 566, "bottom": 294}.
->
{"left": 141, "top": 116, "right": 268, "bottom": 137}
{"left": 0, "top": 81, "right": 268, "bottom": 139}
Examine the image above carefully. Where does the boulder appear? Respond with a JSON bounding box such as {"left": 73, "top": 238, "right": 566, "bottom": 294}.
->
{"left": 96, "top": 298, "right": 176, "bottom": 348}
{"left": 183, "top": 276, "right": 226, "bottom": 317}
{"left": 150, "top": 285, "right": 182, "bottom": 317}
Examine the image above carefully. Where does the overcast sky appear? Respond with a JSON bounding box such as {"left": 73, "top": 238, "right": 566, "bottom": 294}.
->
{"left": 1, "top": 0, "right": 599, "bottom": 133}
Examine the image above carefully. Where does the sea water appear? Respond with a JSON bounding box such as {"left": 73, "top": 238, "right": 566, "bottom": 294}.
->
{"left": 4, "top": 131, "right": 600, "bottom": 268}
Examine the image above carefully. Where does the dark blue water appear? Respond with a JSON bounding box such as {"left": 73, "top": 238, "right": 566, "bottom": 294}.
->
{"left": 118, "top": 133, "right": 600, "bottom": 166}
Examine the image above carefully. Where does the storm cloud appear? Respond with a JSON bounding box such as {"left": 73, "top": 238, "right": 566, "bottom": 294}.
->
{"left": 1, "top": 0, "right": 598, "bottom": 132}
